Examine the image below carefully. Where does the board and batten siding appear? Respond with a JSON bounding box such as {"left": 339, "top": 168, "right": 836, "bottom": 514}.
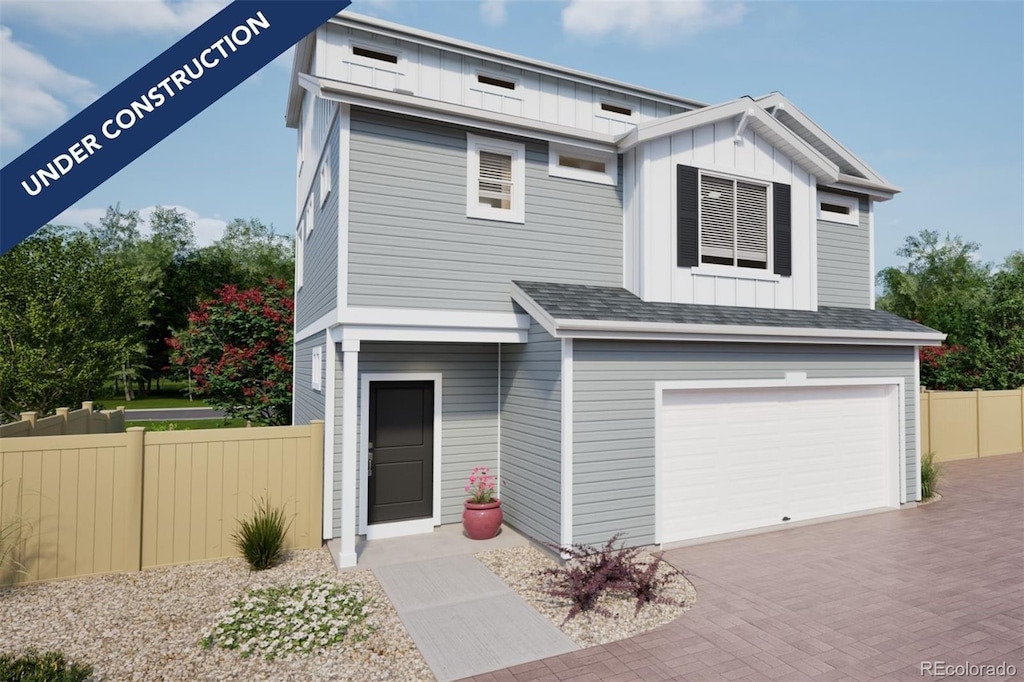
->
{"left": 817, "top": 195, "right": 871, "bottom": 308}
{"left": 624, "top": 122, "right": 815, "bottom": 311}
{"left": 321, "top": 24, "right": 689, "bottom": 136}
{"left": 571, "top": 342, "right": 918, "bottom": 546}
{"left": 293, "top": 332, "right": 327, "bottom": 426}
{"left": 294, "top": 99, "right": 340, "bottom": 330}
{"left": 347, "top": 109, "right": 623, "bottom": 312}
{"left": 332, "top": 342, "right": 499, "bottom": 534}
{"left": 499, "top": 321, "right": 562, "bottom": 546}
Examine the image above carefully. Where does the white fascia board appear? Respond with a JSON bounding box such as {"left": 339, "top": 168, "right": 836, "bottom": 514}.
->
{"left": 303, "top": 74, "right": 619, "bottom": 152}
{"left": 756, "top": 93, "right": 896, "bottom": 190}
{"left": 618, "top": 99, "right": 840, "bottom": 183}
{"left": 286, "top": 34, "right": 316, "bottom": 129}
{"left": 508, "top": 284, "right": 561, "bottom": 338}
{"left": 341, "top": 306, "right": 529, "bottom": 330}
{"left": 295, "top": 309, "right": 338, "bottom": 343}
{"left": 327, "top": 13, "right": 706, "bottom": 111}
{"left": 342, "top": 325, "right": 526, "bottom": 344}
{"left": 828, "top": 175, "right": 901, "bottom": 200}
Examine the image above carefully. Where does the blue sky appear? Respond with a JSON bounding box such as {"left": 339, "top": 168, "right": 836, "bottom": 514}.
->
{"left": 1, "top": 0, "right": 1021, "bottom": 270}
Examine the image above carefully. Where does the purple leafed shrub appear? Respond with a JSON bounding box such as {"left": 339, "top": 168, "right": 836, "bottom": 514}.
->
{"left": 627, "top": 553, "right": 681, "bottom": 615}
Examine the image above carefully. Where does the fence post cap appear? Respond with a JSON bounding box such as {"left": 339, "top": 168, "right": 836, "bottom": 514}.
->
{"left": 82, "top": 401, "right": 94, "bottom": 411}
{"left": 19, "top": 411, "right": 37, "bottom": 423}
{"left": 127, "top": 426, "right": 147, "bottom": 432}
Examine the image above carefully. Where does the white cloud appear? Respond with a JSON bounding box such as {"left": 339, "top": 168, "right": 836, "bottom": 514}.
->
{"left": 561, "top": 0, "right": 745, "bottom": 45}
{"left": 481, "top": 0, "right": 507, "bottom": 27}
{"left": 0, "top": 26, "right": 99, "bottom": 147}
{"left": 2, "top": 0, "right": 226, "bottom": 36}
{"left": 54, "top": 204, "right": 229, "bottom": 247}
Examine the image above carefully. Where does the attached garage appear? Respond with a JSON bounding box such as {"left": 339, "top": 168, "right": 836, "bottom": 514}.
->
{"left": 657, "top": 379, "right": 903, "bottom": 544}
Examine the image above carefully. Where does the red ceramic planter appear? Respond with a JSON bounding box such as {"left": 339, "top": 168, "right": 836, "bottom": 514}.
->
{"left": 462, "top": 500, "right": 503, "bottom": 540}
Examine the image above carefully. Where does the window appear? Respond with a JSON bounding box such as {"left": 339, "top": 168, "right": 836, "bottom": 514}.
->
{"left": 548, "top": 143, "right": 618, "bottom": 186}
{"left": 306, "top": 195, "right": 315, "bottom": 236}
{"left": 476, "top": 73, "right": 516, "bottom": 91}
{"left": 352, "top": 45, "right": 398, "bottom": 64}
{"left": 699, "top": 173, "right": 770, "bottom": 270}
{"left": 296, "top": 219, "right": 304, "bottom": 290}
{"left": 600, "top": 101, "right": 633, "bottom": 117}
{"left": 466, "top": 133, "right": 525, "bottom": 223}
{"left": 817, "top": 192, "right": 859, "bottom": 226}
{"left": 319, "top": 162, "right": 331, "bottom": 207}
{"left": 311, "top": 347, "right": 323, "bottom": 391}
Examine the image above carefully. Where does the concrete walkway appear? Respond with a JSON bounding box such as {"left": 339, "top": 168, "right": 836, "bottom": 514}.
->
{"left": 471, "top": 453, "right": 1023, "bottom": 681}
{"left": 374, "top": 550, "right": 577, "bottom": 681}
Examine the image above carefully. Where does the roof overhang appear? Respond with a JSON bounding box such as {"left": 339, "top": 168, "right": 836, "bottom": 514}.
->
{"left": 616, "top": 98, "right": 842, "bottom": 184}
{"left": 511, "top": 283, "right": 946, "bottom": 347}
{"left": 285, "top": 33, "right": 317, "bottom": 129}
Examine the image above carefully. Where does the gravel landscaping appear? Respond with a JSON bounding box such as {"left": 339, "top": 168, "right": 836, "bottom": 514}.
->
{"left": 0, "top": 548, "right": 433, "bottom": 681}
{"left": 476, "top": 545, "right": 696, "bottom": 649}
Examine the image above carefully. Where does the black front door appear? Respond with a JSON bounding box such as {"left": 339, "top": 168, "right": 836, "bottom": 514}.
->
{"left": 368, "top": 381, "right": 434, "bottom": 525}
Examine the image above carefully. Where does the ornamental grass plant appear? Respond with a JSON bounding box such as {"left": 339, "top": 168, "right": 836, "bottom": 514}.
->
{"left": 232, "top": 497, "right": 291, "bottom": 571}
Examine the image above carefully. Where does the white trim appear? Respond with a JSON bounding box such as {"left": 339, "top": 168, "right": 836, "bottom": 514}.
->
{"left": 364, "top": 517, "right": 434, "bottom": 541}
{"left": 338, "top": 340, "right": 360, "bottom": 567}
{"left": 817, "top": 191, "right": 859, "bottom": 226}
{"left": 596, "top": 98, "right": 636, "bottom": 121}
{"left": 322, "top": 339, "right": 336, "bottom": 539}
{"left": 295, "top": 310, "right": 338, "bottom": 344}
{"left": 496, "top": 343, "right": 502, "bottom": 499}
{"left": 337, "top": 104, "right": 351, "bottom": 310}
{"left": 689, "top": 266, "right": 780, "bottom": 283}
{"left": 340, "top": 307, "right": 528, "bottom": 329}
{"left": 466, "top": 133, "right": 526, "bottom": 224}
{"left": 474, "top": 69, "right": 520, "bottom": 94}
{"left": 548, "top": 143, "right": 618, "bottom": 186}
{"left": 306, "top": 74, "right": 619, "bottom": 152}
{"left": 358, "top": 372, "right": 443, "bottom": 536}
{"left": 914, "top": 348, "right": 922, "bottom": 502}
{"left": 868, "top": 199, "right": 876, "bottom": 308}
{"left": 319, "top": 162, "right": 331, "bottom": 207}
{"left": 560, "top": 338, "right": 574, "bottom": 548}
{"left": 652, "top": 375, "right": 906, "bottom": 545}
{"left": 311, "top": 347, "right": 323, "bottom": 392}
{"left": 826, "top": 177, "right": 897, "bottom": 202}
{"left": 342, "top": 325, "right": 526, "bottom": 344}
{"left": 809, "top": 181, "right": 818, "bottom": 311}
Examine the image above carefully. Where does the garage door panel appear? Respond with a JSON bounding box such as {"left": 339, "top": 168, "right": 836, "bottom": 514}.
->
{"left": 660, "top": 384, "right": 897, "bottom": 544}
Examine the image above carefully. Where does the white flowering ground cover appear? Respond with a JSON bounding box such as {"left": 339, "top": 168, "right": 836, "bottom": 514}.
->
{"left": 0, "top": 548, "right": 433, "bottom": 680}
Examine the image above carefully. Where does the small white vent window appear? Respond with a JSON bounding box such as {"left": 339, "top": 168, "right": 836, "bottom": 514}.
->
{"left": 352, "top": 45, "right": 398, "bottom": 64}
{"left": 296, "top": 219, "right": 305, "bottom": 290}
{"left": 699, "top": 173, "right": 770, "bottom": 270}
{"left": 600, "top": 101, "right": 633, "bottom": 117}
{"left": 477, "top": 73, "right": 516, "bottom": 91}
{"left": 548, "top": 143, "right": 617, "bottom": 186}
{"left": 818, "top": 192, "right": 859, "bottom": 226}
{"left": 311, "top": 347, "right": 323, "bottom": 391}
{"left": 320, "top": 162, "right": 331, "bottom": 207}
{"left": 466, "top": 134, "right": 525, "bottom": 223}
{"left": 306, "top": 195, "right": 315, "bottom": 237}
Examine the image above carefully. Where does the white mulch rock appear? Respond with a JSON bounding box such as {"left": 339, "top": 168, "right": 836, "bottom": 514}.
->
{"left": 0, "top": 548, "right": 433, "bottom": 681}
{"left": 476, "top": 545, "right": 696, "bottom": 649}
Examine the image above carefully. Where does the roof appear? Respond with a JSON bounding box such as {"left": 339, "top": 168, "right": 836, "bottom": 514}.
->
{"left": 511, "top": 281, "right": 944, "bottom": 346}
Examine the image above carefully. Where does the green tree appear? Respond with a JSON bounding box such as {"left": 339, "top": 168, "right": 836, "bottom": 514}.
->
{"left": 0, "top": 228, "right": 144, "bottom": 422}
{"left": 979, "top": 251, "right": 1024, "bottom": 389}
{"left": 168, "top": 280, "right": 294, "bottom": 425}
{"left": 204, "top": 218, "right": 294, "bottom": 290}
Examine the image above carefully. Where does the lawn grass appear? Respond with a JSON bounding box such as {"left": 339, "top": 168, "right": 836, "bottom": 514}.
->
{"left": 93, "top": 380, "right": 211, "bottom": 410}
{"left": 125, "top": 418, "right": 249, "bottom": 431}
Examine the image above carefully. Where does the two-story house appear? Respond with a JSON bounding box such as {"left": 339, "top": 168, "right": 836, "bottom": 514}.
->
{"left": 286, "top": 13, "right": 944, "bottom": 568}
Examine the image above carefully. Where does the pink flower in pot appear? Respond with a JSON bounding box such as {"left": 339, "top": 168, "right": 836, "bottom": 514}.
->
{"left": 463, "top": 466, "right": 502, "bottom": 540}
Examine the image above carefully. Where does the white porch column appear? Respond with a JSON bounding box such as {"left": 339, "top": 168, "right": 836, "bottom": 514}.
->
{"left": 322, "top": 336, "right": 337, "bottom": 540}
{"left": 338, "top": 339, "right": 360, "bottom": 567}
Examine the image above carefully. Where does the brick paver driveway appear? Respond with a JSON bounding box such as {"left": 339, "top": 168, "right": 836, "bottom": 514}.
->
{"left": 471, "top": 453, "right": 1023, "bottom": 682}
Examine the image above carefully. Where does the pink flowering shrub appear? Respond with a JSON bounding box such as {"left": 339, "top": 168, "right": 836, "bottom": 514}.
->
{"left": 464, "top": 466, "right": 498, "bottom": 504}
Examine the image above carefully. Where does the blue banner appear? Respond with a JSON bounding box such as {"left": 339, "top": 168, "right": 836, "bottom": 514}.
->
{"left": 0, "top": 0, "right": 351, "bottom": 255}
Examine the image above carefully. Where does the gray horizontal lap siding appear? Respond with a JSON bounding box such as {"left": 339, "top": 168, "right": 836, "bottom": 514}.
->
{"left": 293, "top": 331, "right": 327, "bottom": 426}
{"left": 817, "top": 195, "right": 871, "bottom": 309}
{"left": 500, "top": 322, "right": 562, "bottom": 547}
{"left": 295, "top": 106, "right": 339, "bottom": 329}
{"left": 347, "top": 110, "right": 622, "bottom": 312}
{"left": 572, "top": 342, "right": 918, "bottom": 547}
{"left": 332, "top": 342, "right": 499, "bottom": 535}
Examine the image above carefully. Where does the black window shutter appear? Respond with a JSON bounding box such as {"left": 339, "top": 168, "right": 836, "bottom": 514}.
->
{"left": 773, "top": 182, "right": 792, "bottom": 277}
{"left": 677, "top": 165, "right": 699, "bottom": 267}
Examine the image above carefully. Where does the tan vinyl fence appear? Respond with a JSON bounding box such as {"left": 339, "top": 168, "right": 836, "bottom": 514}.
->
{"left": 0, "top": 402, "right": 125, "bottom": 438}
{"left": 0, "top": 421, "right": 324, "bottom": 585}
{"left": 921, "top": 389, "right": 1024, "bottom": 462}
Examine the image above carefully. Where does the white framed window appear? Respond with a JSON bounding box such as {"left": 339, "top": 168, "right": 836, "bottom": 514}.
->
{"left": 296, "top": 219, "right": 305, "bottom": 290}
{"left": 466, "top": 133, "right": 525, "bottom": 223}
{"left": 699, "top": 172, "right": 771, "bottom": 270}
{"left": 306, "top": 195, "right": 315, "bottom": 237}
{"left": 475, "top": 70, "right": 518, "bottom": 92}
{"left": 818, "top": 192, "right": 859, "bottom": 226}
{"left": 311, "top": 347, "right": 323, "bottom": 391}
{"left": 350, "top": 43, "right": 401, "bottom": 66}
{"left": 319, "top": 162, "right": 332, "bottom": 207}
{"left": 549, "top": 143, "right": 617, "bottom": 186}
{"left": 596, "top": 99, "right": 635, "bottom": 120}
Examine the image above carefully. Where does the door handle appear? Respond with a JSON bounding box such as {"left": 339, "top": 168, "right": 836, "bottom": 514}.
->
{"left": 368, "top": 442, "right": 374, "bottom": 477}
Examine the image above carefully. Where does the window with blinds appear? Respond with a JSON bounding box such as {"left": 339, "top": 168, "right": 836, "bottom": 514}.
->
{"left": 478, "top": 151, "right": 512, "bottom": 210}
{"left": 699, "top": 174, "right": 769, "bottom": 269}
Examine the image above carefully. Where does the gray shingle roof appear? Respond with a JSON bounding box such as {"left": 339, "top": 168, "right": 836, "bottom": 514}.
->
{"left": 513, "top": 281, "right": 941, "bottom": 335}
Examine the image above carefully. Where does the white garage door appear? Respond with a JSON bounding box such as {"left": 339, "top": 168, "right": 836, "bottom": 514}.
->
{"left": 659, "top": 384, "right": 899, "bottom": 544}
